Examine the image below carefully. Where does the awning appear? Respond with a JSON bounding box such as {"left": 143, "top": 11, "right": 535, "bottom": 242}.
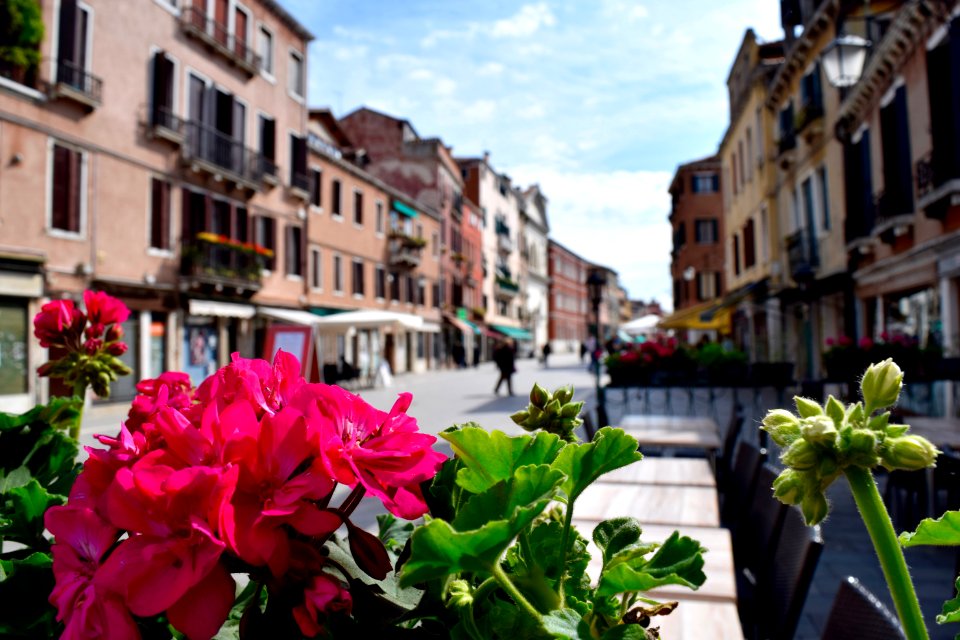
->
{"left": 421, "top": 321, "right": 441, "bottom": 333}
{"left": 312, "top": 309, "right": 424, "bottom": 331}
{"left": 461, "top": 318, "right": 481, "bottom": 335}
{"left": 443, "top": 312, "right": 473, "bottom": 336}
{"left": 392, "top": 199, "right": 419, "bottom": 218}
{"left": 259, "top": 307, "right": 327, "bottom": 325}
{"left": 188, "top": 299, "right": 256, "bottom": 319}
{"left": 658, "top": 301, "right": 731, "bottom": 332}
{"left": 491, "top": 324, "right": 533, "bottom": 341}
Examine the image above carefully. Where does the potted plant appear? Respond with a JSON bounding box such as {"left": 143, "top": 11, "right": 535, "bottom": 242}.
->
{"left": 0, "top": 0, "right": 44, "bottom": 87}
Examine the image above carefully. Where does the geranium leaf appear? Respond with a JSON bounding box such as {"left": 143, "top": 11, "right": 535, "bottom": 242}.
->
{"left": 541, "top": 608, "right": 592, "bottom": 639}
{"left": 596, "top": 531, "right": 706, "bottom": 597}
{"left": 326, "top": 537, "right": 425, "bottom": 615}
{"left": 899, "top": 511, "right": 960, "bottom": 547}
{"left": 441, "top": 427, "right": 565, "bottom": 494}
{"left": 0, "top": 552, "right": 58, "bottom": 637}
{"left": 592, "top": 518, "right": 655, "bottom": 567}
{"left": 600, "top": 625, "right": 650, "bottom": 640}
{"left": 551, "top": 428, "right": 642, "bottom": 505}
{"left": 937, "top": 577, "right": 960, "bottom": 625}
{"left": 402, "top": 467, "right": 563, "bottom": 587}
{"left": 0, "top": 479, "right": 64, "bottom": 547}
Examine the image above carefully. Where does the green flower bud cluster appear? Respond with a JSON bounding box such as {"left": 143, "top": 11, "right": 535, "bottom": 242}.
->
{"left": 762, "top": 359, "right": 939, "bottom": 525}
{"left": 42, "top": 350, "right": 132, "bottom": 399}
{"left": 510, "top": 383, "right": 584, "bottom": 442}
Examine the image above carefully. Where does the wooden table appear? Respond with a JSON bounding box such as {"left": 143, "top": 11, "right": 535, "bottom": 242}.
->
{"left": 574, "top": 482, "right": 720, "bottom": 528}
{"left": 618, "top": 414, "right": 722, "bottom": 453}
{"left": 602, "top": 458, "right": 716, "bottom": 488}
{"left": 652, "top": 597, "right": 745, "bottom": 640}
{"left": 620, "top": 414, "right": 720, "bottom": 433}
{"left": 577, "top": 522, "right": 736, "bottom": 603}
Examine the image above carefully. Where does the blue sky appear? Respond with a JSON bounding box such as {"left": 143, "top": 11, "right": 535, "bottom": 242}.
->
{"left": 278, "top": 1, "right": 784, "bottom": 309}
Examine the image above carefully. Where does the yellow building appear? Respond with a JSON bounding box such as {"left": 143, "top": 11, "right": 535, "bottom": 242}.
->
{"left": 718, "top": 29, "right": 785, "bottom": 362}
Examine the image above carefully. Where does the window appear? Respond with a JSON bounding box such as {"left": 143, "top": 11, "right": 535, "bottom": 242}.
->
{"left": 926, "top": 20, "right": 960, "bottom": 191}
{"left": 418, "top": 278, "right": 426, "bottom": 305}
{"left": 375, "top": 201, "right": 384, "bottom": 234}
{"left": 352, "top": 259, "right": 365, "bottom": 296}
{"left": 731, "top": 153, "right": 738, "bottom": 194}
{"left": 694, "top": 219, "right": 718, "bottom": 244}
{"left": 310, "top": 248, "right": 321, "bottom": 289}
{"left": 150, "top": 51, "right": 176, "bottom": 129}
{"left": 800, "top": 64, "right": 823, "bottom": 113}
{"left": 405, "top": 275, "right": 416, "bottom": 304}
{"left": 743, "top": 218, "right": 756, "bottom": 269}
{"left": 333, "top": 254, "right": 343, "bottom": 293}
{"left": 745, "top": 129, "right": 753, "bottom": 180}
{"left": 309, "top": 168, "right": 322, "bottom": 208}
{"left": 732, "top": 235, "right": 741, "bottom": 276}
{"left": 818, "top": 166, "right": 830, "bottom": 231}
{"left": 150, "top": 178, "right": 171, "bottom": 250}
{"left": 801, "top": 176, "right": 817, "bottom": 233}
{"left": 50, "top": 143, "right": 84, "bottom": 235}
{"left": 697, "top": 271, "right": 716, "bottom": 301}
{"left": 331, "top": 180, "right": 342, "bottom": 216}
{"left": 692, "top": 173, "right": 718, "bottom": 193}
{"left": 258, "top": 115, "right": 276, "bottom": 176}
{"left": 285, "top": 225, "right": 302, "bottom": 277}
{"left": 56, "top": 0, "right": 93, "bottom": 91}
{"left": 375, "top": 266, "right": 386, "bottom": 299}
{"left": 353, "top": 190, "right": 363, "bottom": 225}
{"left": 879, "top": 85, "right": 913, "bottom": 216}
{"left": 391, "top": 271, "right": 401, "bottom": 301}
{"left": 254, "top": 216, "right": 276, "bottom": 270}
{"left": 0, "top": 300, "right": 28, "bottom": 395}
{"left": 779, "top": 103, "right": 796, "bottom": 151}
{"left": 288, "top": 49, "right": 304, "bottom": 99}
{"left": 289, "top": 134, "right": 307, "bottom": 191}
{"left": 738, "top": 141, "right": 745, "bottom": 189}
{"left": 432, "top": 232, "right": 440, "bottom": 257}
{"left": 234, "top": 6, "right": 250, "bottom": 59}
{"left": 432, "top": 282, "right": 440, "bottom": 308}
{"left": 674, "top": 221, "right": 686, "bottom": 250}
{"left": 259, "top": 25, "right": 274, "bottom": 76}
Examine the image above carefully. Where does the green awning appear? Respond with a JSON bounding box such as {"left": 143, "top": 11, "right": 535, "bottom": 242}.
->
{"left": 392, "top": 199, "right": 419, "bottom": 218}
{"left": 491, "top": 324, "right": 533, "bottom": 341}
{"left": 462, "top": 318, "right": 481, "bottom": 335}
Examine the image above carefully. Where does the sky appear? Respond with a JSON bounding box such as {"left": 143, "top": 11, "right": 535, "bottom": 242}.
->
{"left": 277, "top": 1, "right": 785, "bottom": 310}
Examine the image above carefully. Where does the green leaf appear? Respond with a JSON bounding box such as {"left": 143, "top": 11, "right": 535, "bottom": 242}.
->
{"left": 937, "top": 577, "right": 960, "bottom": 625}
{"left": 0, "top": 479, "right": 64, "bottom": 547}
{"left": 441, "top": 427, "right": 566, "bottom": 494}
{"left": 592, "top": 518, "right": 657, "bottom": 568}
{"left": 600, "top": 625, "right": 650, "bottom": 640}
{"left": 0, "top": 552, "right": 58, "bottom": 637}
{"left": 595, "top": 531, "right": 705, "bottom": 597}
{"left": 541, "top": 608, "right": 592, "bottom": 639}
{"left": 899, "top": 511, "right": 960, "bottom": 547}
{"left": 400, "top": 466, "right": 565, "bottom": 587}
{"left": 551, "top": 428, "right": 642, "bottom": 505}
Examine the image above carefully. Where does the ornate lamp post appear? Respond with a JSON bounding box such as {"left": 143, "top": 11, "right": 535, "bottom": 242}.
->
{"left": 586, "top": 268, "right": 608, "bottom": 429}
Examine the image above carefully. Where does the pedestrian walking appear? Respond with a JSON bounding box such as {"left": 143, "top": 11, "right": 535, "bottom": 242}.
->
{"left": 493, "top": 339, "right": 516, "bottom": 396}
{"left": 541, "top": 342, "right": 552, "bottom": 368}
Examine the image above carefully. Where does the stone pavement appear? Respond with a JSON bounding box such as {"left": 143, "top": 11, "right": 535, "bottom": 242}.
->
{"left": 78, "top": 352, "right": 959, "bottom": 639}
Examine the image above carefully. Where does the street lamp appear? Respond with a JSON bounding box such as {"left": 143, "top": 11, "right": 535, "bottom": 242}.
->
{"left": 586, "top": 268, "right": 607, "bottom": 429}
{"left": 821, "top": 34, "right": 871, "bottom": 87}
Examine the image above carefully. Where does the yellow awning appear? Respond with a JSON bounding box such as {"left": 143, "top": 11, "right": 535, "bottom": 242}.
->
{"left": 658, "top": 300, "right": 731, "bottom": 332}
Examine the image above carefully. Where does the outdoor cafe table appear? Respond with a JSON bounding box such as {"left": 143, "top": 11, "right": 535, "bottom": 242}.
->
{"left": 617, "top": 414, "right": 722, "bottom": 453}
{"left": 653, "top": 598, "right": 744, "bottom": 640}
{"left": 620, "top": 415, "right": 721, "bottom": 433}
{"left": 601, "top": 457, "right": 716, "bottom": 488}
{"left": 575, "top": 482, "right": 720, "bottom": 528}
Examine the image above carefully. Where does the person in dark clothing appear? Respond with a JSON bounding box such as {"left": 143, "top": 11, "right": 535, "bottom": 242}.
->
{"left": 541, "top": 342, "right": 552, "bottom": 367}
{"left": 452, "top": 342, "right": 466, "bottom": 368}
{"left": 493, "top": 339, "right": 516, "bottom": 396}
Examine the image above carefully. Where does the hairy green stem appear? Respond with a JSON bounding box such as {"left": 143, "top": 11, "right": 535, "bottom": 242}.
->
{"left": 556, "top": 502, "right": 575, "bottom": 604}
{"left": 491, "top": 562, "right": 542, "bottom": 626}
{"left": 844, "top": 466, "right": 929, "bottom": 640}
{"left": 70, "top": 381, "right": 86, "bottom": 441}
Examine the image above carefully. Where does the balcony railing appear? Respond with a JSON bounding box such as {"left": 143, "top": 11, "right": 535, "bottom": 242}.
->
{"left": 260, "top": 157, "right": 279, "bottom": 184}
{"left": 182, "top": 120, "right": 265, "bottom": 190}
{"left": 149, "top": 105, "right": 185, "bottom": 145}
{"left": 498, "top": 234, "right": 513, "bottom": 253}
{"left": 794, "top": 103, "right": 824, "bottom": 133}
{"left": 180, "top": 235, "right": 266, "bottom": 296}
{"left": 916, "top": 150, "right": 960, "bottom": 221}
{"left": 388, "top": 234, "right": 424, "bottom": 269}
{"left": 49, "top": 59, "right": 102, "bottom": 110}
{"left": 290, "top": 171, "right": 310, "bottom": 199}
{"left": 786, "top": 229, "right": 819, "bottom": 282}
{"left": 179, "top": 7, "right": 261, "bottom": 76}
{"left": 495, "top": 276, "right": 520, "bottom": 296}
{"left": 777, "top": 133, "right": 797, "bottom": 155}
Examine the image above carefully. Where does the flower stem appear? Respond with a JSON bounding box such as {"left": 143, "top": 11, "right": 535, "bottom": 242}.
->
{"left": 70, "top": 381, "right": 86, "bottom": 441}
{"left": 844, "top": 466, "right": 929, "bottom": 640}
{"left": 556, "top": 502, "right": 575, "bottom": 604}
{"left": 491, "top": 562, "right": 542, "bottom": 626}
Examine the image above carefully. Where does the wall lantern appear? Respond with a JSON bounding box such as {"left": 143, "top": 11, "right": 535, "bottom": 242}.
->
{"left": 821, "top": 34, "right": 871, "bottom": 87}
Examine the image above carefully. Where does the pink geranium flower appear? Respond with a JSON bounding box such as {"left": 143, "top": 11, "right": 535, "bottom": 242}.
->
{"left": 83, "top": 289, "right": 130, "bottom": 328}
{"left": 34, "top": 299, "right": 84, "bottom": 348}
{"left": 292, "top": 573, "right": 353, "bottom": 638}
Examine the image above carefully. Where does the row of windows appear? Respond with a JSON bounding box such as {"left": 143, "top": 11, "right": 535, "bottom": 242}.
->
{"left": 673, "top": 271, "right": 722, "bottom": 307}
{"left": 307, "top": 169, "right": 384, "bottom": 229}
{"left": 673, "top": 218, "right": 719, "bottom": 249}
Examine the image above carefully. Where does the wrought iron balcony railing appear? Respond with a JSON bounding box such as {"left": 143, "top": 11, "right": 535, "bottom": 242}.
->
{"left": 182, "top": 120, "right": 265, "bottom": 190}
{"left": 49, "top": 59, "right": 102, "bottom": 109}
{"left": 179, "top": 7, "right": 261, "bottom": 76}
{"left": 180, "top": 235, "right": 266, "bottom": 296}
{"left": 149, "top": 105, "right": 185, "bottom": 144}
{"left": 786, "top": 228, "right": 819, "bottom": 282}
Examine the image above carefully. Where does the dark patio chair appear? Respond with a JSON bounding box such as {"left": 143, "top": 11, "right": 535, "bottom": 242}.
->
{"left": 734, "top": 463, "right": 788, "bottom": 582}
{"left": 934, "top": 448, "right": 960, "bottom": 595}
{"left": 748, "top": 506, "right": 823, "bottom": 640}
{"left": 720, "top": 440, "right": 763, "bottom": 532}
{"left": 716, "top": 402, "right": 746, "bottom": 490}
{"left": 820, "top": 576, "right": 904, "bottom": 640}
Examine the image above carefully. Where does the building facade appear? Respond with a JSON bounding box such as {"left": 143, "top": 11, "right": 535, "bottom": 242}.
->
{"left": 520, "top": 185, "right": 550, "bottom": 352}
{"left": 548, "top": 239, "right": 590, "bottom": 353}
{"left": 0, "top": 0, "right": 313, "bottom": 409}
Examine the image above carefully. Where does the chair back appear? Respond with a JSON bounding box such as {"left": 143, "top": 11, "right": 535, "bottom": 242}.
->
{"left": 757, "top": 506, "right": 823, "bottom": 640}
{"left": 717, "top": 403, "right": 746, "bottom": 488}
{"left": 720, "top": 440, "right": 762, "bottom": 530}
{"left": 735, "top": 463, "right": 788, "bottom": 577}
{"left": 581, "top": 411, "right": 597, "bottom": 442}
{"left": 820, "top": 576, "right": 904, "bottom": 640}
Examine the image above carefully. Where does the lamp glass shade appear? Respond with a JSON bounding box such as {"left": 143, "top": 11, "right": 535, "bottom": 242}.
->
{"left": 586, "top": 270, "right": 604, "bottom": 307}
{"left": 821, "top": 35, "right": 870, "bottom": 88}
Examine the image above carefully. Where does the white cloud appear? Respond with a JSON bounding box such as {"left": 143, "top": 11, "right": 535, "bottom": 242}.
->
{"left": 332, "top": 44, "right": 367, "bottom": 61}
{"left": 477, "top": 61, "right": 505, "bottom": 76}
{"left": 490, "top": 3, "right": 557, "bottom": 38}
{"left": 462, "top": 99, "right": 498, "bottom": 122}
{"left": 601, "top": 0, "right": 649, "bottom": 23}
{"left": 433, "top": 77, "right": 457, "bottom": 96}
{"left": 408, "top": 68, "right": 434, "bottom": 81}
{"left": 516, "top": 102, "right": 546, "bottom": 120}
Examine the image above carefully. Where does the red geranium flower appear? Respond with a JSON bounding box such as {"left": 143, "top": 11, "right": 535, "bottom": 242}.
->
{"left": 83, "top": 290, "right": 130, "bottom": 328}
{"left": 34, "top": 299, "right": 84, "bottom": 348}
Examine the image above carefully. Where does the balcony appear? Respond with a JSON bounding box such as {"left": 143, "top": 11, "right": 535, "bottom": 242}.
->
{"left": 777, "top": 134, "right": 797, "bottom": 169}
{"left": 148, "top": 105, "right": 185, "bottom": 146}
{"left": 261, "top": 157, "right": 279, "bottom": 186}
{"left": 289, "top": 171, "right": 309, "bottom": 200}
{"left": 916, "top": 152, "right": 960, "bottom": 221}
{"left": 873, "top": 191, "right": 915, "bottom": 245}
{"left": 182, "top": 120, "right": 265, "bottom": 192}
{"left": 497, "top": 234, "right": 513, "bottom": 253}
{"left": 495, "top": 276, "right": 520, "bottom": 297}
{"left": 786, "top": 229, "right": 819, "bottom": 283}
{"left": 179, "top": 234, "right": 268, "bottom": 297}
{"left": 47, "top": 60, "right": 102, "bottom": 110}
{"left": 179, "top": 7, "right": 261, "bottom": 77}
{"left": 794, "top": 103, "right": 824, "bottom": 145}
{"left": 388, "top": 233, "right": 426, "bottom": 269}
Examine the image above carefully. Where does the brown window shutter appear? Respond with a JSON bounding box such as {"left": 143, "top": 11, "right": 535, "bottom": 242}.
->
{"left": 51, "top": 145, "right": 70, "bottom": 230}
{"left": 67, "top": 148, "right": 81, "bottom": 233}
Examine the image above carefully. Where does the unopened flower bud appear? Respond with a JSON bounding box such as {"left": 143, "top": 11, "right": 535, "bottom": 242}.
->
{"left": 861, "top": 359, "right": 903, "bottom": 411}
{"left": 105, "top": 323, "right": 124, "bottom": 342}
{"left": 530, "top": 383, "right": 549, "bottom": 408}
{"left": 36, "top": 361, "right": 55, "bottom": 377}
{"left": 772, "top": 469, "right": 805, "bottom": 505}
{"left": 762, "top": 409, "right": 801, "bottom": 446}
{"left": 795, "top": 396, "right": 824, "bottom": 418}
{"left": 553, "top": 385, "right": 574, "bottom": 405}
{"left": 107, "top": 342, "right": 128, "bottom": 357}
{"left": 801, "top": 416, "right": 838, "bottom": 448}
{"left": 543, "top": 399, "right": 561, "bottom": 416}
{"left": 446, "top": 579, "right": 473, "bottom": 609}
{"left": 801, "top": 491, "right": 828, "bottom": 525}
{"left": 845, "top": 429, "right": 880, "bottom": 468}
{"left": 85, "top": 322, "right": 104, "bottom": 340}
{"left": 882, "top": 435, "right": 939, "bottom": 471}
{"left": 560, "top": 401, "right": 583, "bottom": 419}
{"left": 510, "top": 409, "right": 530, "bottom": 426}
{"left": 83, "top": 338, "right": 103, "bottom": 355}
{"left": 783, "top": 439, "right": 819, "bottom": 470}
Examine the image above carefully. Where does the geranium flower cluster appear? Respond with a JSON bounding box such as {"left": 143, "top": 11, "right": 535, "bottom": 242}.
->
{"left": 34, "top": 290, "right": 132, "bottom": 398}
{"left": 45, "top": 351, "right": 447, "bottom": 639}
